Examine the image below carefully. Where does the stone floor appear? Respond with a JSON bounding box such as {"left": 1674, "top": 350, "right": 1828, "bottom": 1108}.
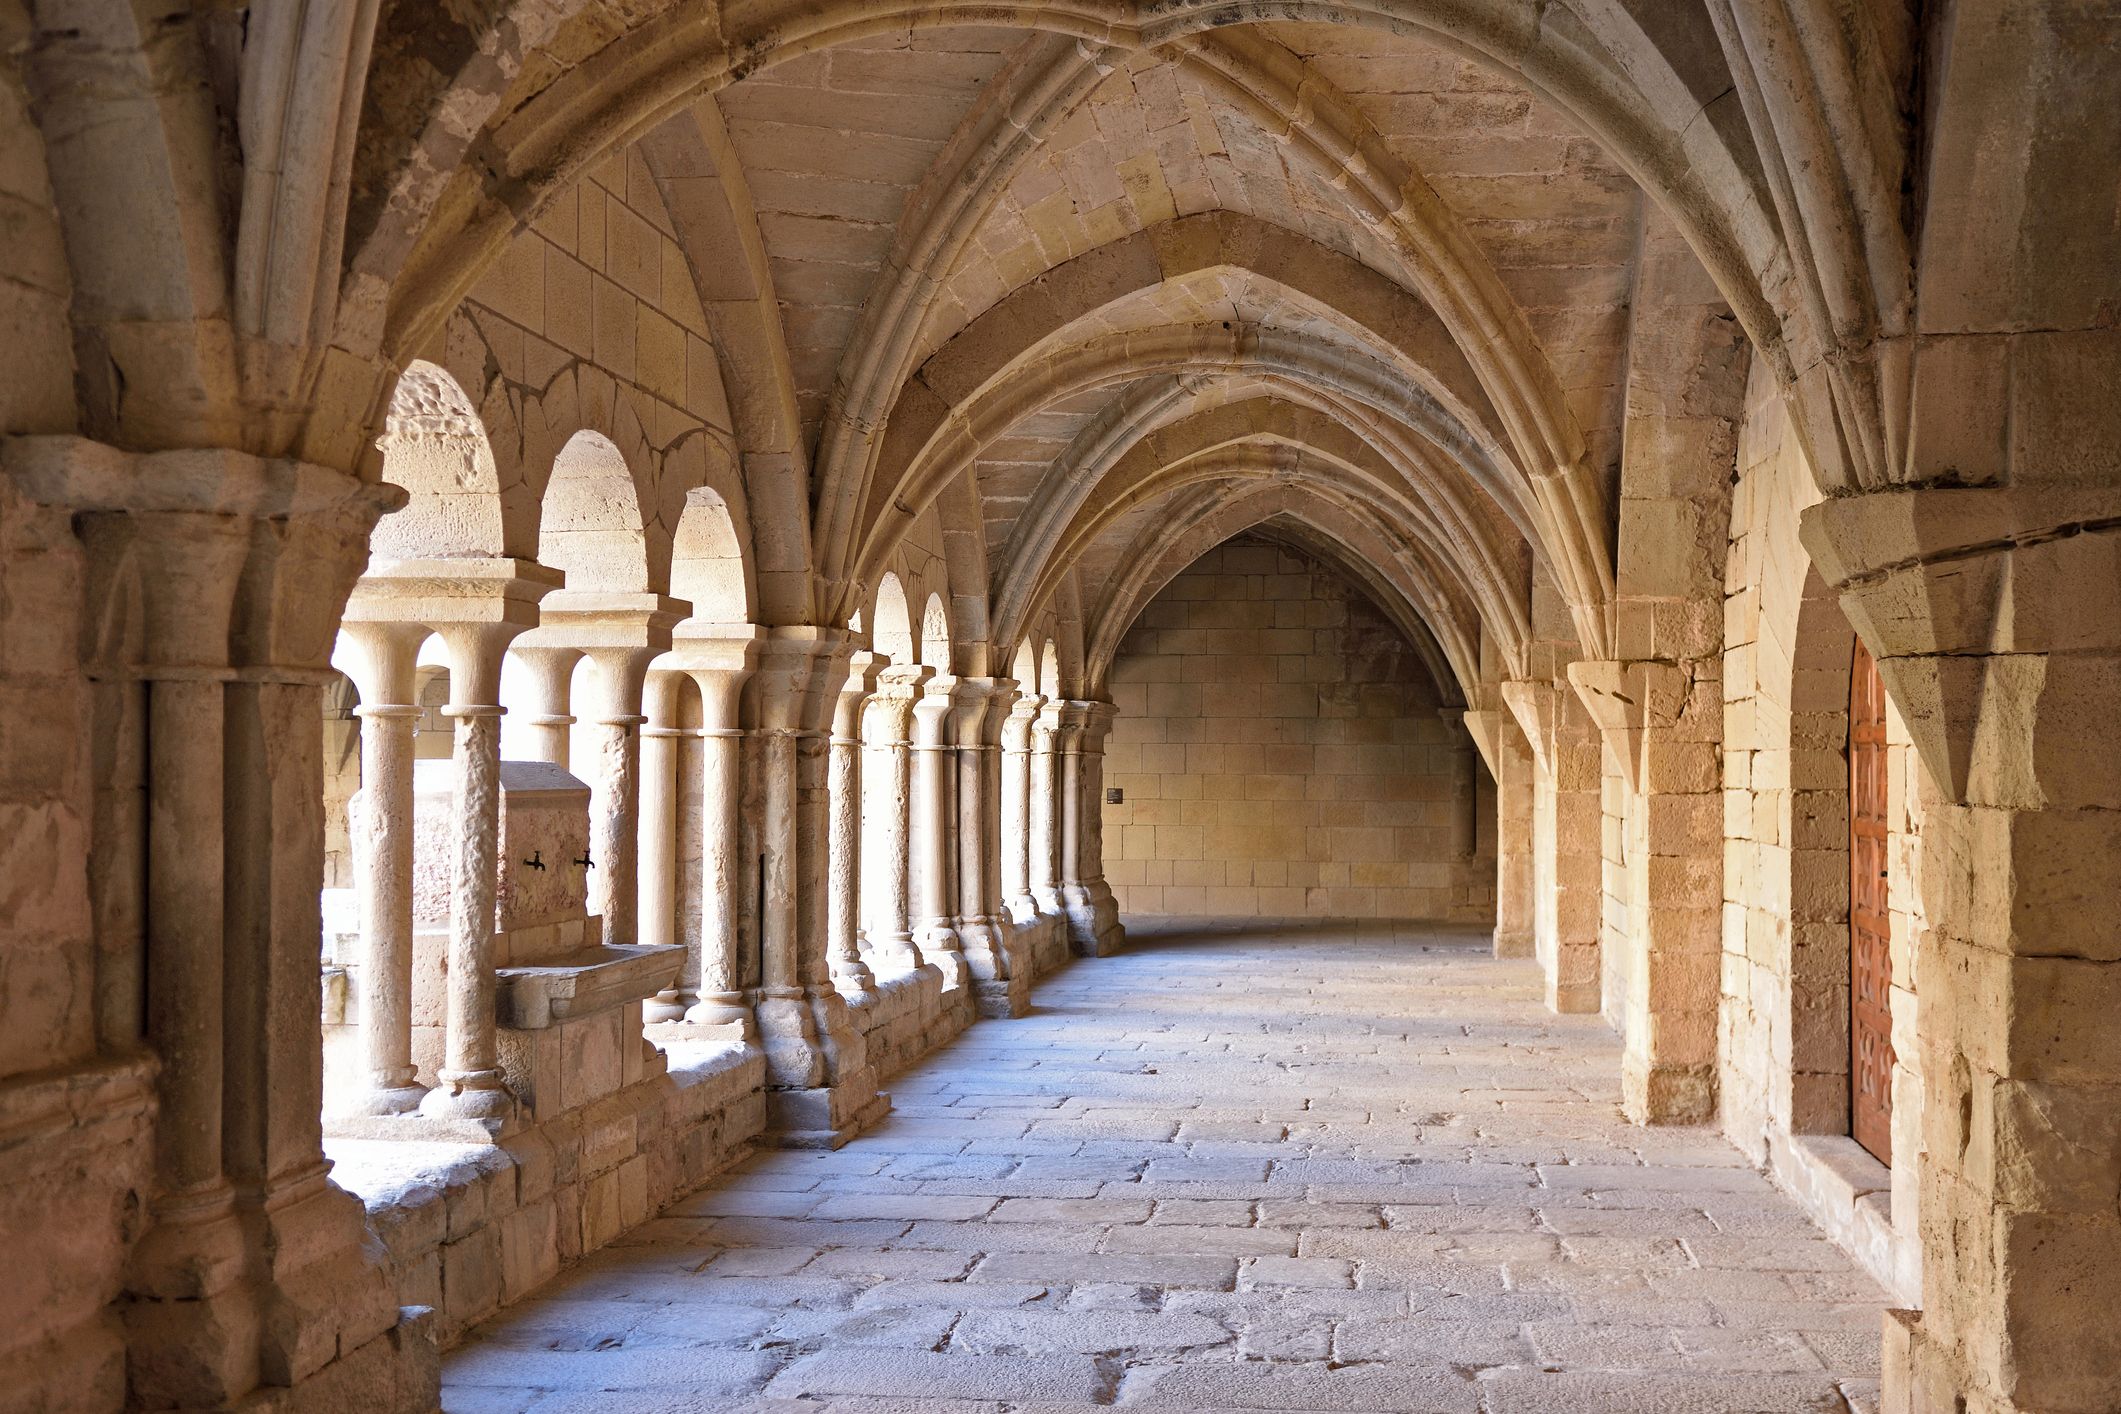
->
{"left": 442, "top": 922, "right": 1887, "bottom": 1412}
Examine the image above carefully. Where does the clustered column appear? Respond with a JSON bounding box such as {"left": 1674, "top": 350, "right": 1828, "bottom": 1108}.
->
{"left": 1029, "top": 698, "right": 1065, "bottom": 916}
{"left": 639, "top": 668, "right": 688, "bottom": 1021}
{"left": 827, "top": 652, "right": 882, "bottom": 1001}
{"left": 336, "top": 621, "right": 429, "bottom": 1114}
{"left": 954, "top": 677, "right": 1023, "bottom": 1018}
{"left": 671, "top": 630, "right": 757, "bottom": 1032}
{"left": 747, "top": 630, "right": 883, "bottom": 1142}
{"left": 860, "top": 664, "right": 933, "bottom": 975}
{"left": 1001, "top": 690, "right": 1045, "bottom": 923}
{"left": 911, "top": 674, "right": 968, "bottom": 991}
{"left": 1055, "top": 700, "right": 1123, "bottom": 956}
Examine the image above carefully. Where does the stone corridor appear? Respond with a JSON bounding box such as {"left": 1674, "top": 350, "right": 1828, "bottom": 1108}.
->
{"left": 443, "top": 924, "right": 1885, "bottom": 1413}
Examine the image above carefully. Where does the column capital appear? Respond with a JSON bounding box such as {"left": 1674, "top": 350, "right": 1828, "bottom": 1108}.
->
{"left": 1460, "top": 706, "right": 1509, "bottom": 777}
{"left": 344, "top": 557, "right": 561, "bottom": 705}
{"left": 665, "top": 623, "right": 762, "bottom": 731}
{"left": 951, "top": 676, "right": 1018, "bottom": 748}
{"left": 1002, "top": 691, "right": 1046, "bottom": 750}
{"left": 517, "top": 588, "right": 690, "bottom": 707}
{"left": 832, "top": 649, "right": 887, "bottom": 740}
{"left": 751, "top": 625, "right": 856, "bottom": 733}
{"left": 1436, "top": 705, "right": 1467, "bottom": 729}
{"left": 1563, "top": 658, "right": 1692, "bottom": 790}
{"left": 7, "top": 436, "right": 406, "bottom": 677}
{"left": 873, "top": 661, "right": 935, "bottom": 700}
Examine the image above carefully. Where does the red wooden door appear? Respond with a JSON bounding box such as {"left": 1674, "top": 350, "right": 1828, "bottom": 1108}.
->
{"left": 1849, "top": 639, "right": 1895, "bottom": 1165}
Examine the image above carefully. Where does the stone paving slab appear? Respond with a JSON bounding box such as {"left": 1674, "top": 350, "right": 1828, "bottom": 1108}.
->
{"left": 443, "top": 925, "right": 1887, "bottom": 1412}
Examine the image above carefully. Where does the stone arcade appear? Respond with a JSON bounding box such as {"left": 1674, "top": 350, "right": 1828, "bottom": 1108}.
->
{"left": 0, "top": 4, "right": 2115, "bottom": 1412}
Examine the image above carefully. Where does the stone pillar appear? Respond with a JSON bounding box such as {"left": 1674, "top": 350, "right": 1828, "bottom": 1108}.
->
{"left": 1437, "top": 707, "right": 1479, "bottom": 859}
{"left": 337, "top": 621, "right": 429, "bottom": 1114}
{"left": 1570, "top": 657, "right": 1724, "bottom": 1124}
{"left": 956, "top": 677, "right": 1025, "bottom": 1017}
{"left": 750, "top": 628, "right": 886, "bottom": 1145}
{"left": 1002, "top": 691, "right": 1044, "bottom": 923}
{"left": 9, "top": 437, "right": 432, "bottom": 1410}
{"left": 1030, "top": 698, "right": 1065, "bottom": 915}
{"left": 508, "top": 643, "right": 579, "bottom": 766}
{"left": 861, "top": 664, "right": 933, "bottom": 974}
{"left": 827, "top": 652, "right": 881, "bottom": 1001}
{"left": 1467, "top": 708, "right": 1535, "bottom": 959}
{"left": 639, "top": 668, "right": 687, "bottom": 1022}
{"left": 426, "top": 620, "right": 530, "bottom": 1127}
{"left": 1501, "top": 677, "right": 1602, "bottom": 1014}
{"left": 911, "top": 674, "right": 968, "bottom": 990}
{"left": 1803, "top": 484, "right": 2121, "bottom": 1414}
{"left": 1058, "top": 699, "right": 1123, "bottom": 956}
{"left": 669, "top": 628, "right": 757, "bottom": 1032}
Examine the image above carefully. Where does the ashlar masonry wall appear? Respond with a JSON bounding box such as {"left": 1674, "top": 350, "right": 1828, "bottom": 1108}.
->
{"left": 1102, "top": 537, "right": 1494, "bottom": 922}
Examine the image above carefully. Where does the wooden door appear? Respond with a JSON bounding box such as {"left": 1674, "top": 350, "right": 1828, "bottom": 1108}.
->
{"left": 1849, "top": 638, "right": 1895, "bottom": 1165}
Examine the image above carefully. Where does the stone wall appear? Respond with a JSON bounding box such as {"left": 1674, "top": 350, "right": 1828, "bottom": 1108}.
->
{"left": 1717, "top": 363, "right": 1925, "bottom": 1299}
{"left": 1102, "top": 538, "right": 1494, "bottom": 922}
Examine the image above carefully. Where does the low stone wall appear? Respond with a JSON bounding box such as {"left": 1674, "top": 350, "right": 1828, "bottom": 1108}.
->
{"left": 856, "top": 965, "right": 973, "bottom": 1078}
{"left": 331, "top": 953, "right": 1024, "bottom": 1351}
{"left": 332, "top": 1044, "right": 765, "bottom": 1346}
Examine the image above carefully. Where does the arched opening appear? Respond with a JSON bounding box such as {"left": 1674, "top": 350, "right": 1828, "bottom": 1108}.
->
{"left": 918, "top": 591, "right": 952, "bottom": 672}
{"left": 871, "top": 572, "right": 916, "bottom": 665}
{"left": 670, "top": 485, "right": 751, "bottom": 624}
{"left": 370, "top": 360, "right": 506, "bottom": 560}
{"left": 538, "top": 430, "right": 650, "bottom": 593}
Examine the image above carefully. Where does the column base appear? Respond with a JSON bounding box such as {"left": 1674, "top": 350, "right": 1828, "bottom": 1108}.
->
{"left": 914, "top": 923, "right": 970, "bottom": 990}
{"left": 346, "top": 1082, "right": 430, "bottom": 1117}
{"left": 972, "top": 976, "right": 1031, "bottom": 1019}
{"left": 829, "top": 960, "right": 879, "bottom": 1007}
{"left": 643, "top": 988, "right": 693, "bottom": 1024}
{"left": 1492, "top": 927, "right": 1534, "bottom": 959}
{"left": 416, "top": 1075, "right": 519, "bottom": 1137}
{"left": 682, "top": 991, "right": 757, "bottom": 1037}
{"left": 1622, "top": 1055, "right": 1716, "bottom": 1125}
{"left": 765, "top": 1080, "right": 892, "bottom": 1149}
{"left": 237, "top": 1307, "right": 439, "bottom": 1414}
{"left": 126, "top": 1175, "right": 431, "bottom": 1410}
{"left": 1063, "top": 885, "right": 1122, "bottom": 956}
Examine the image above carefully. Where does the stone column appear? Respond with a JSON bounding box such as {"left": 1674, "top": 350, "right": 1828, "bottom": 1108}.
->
{"left": 1569, "top": 657, "right": 1724, "bottom": 1124}
{"left": 508, "top": 643, "right": 580, "bottom": 766}
{"left": 911, "top": 674, "right": 968, "bottom": 990}
{"left": 827, "top": 652, "right": 882, "bottom": 1001}
{"left": 639, "top": 668, "right": 687, "bottom": 1021}
{"left": 669, "top": 628, "right": 757, "bottom": 1032}
{"left": 1001, "top": 691, "right": 1044, "bottom": 923}
{"left": 13, "top": 438, "right": 427, "bottom": 1409}
{"left": 1060, "top": 700, "right": 1123, "bottom": 956}
{"left": 861, "top": 664, "right": 933, "bottom": 974}
{"left": 955, "top": 678, "right": 1025, "bottom": 1017}
{"left": 750, "top": 628, "right": 885, "bottom": 1145}
{"left": 336, "top": 621, "right": 430, "bottom": 1114}
{"left": 1030, "top": 698, "right": 1065, "bottom": 915}
{"left": 1501, "top": 677, "right": 1602, "bottom": 1015}
{"left": 1467, "top": 708, "right": 1535, "bottom": 959}
{"left": 1437, "top": 707, "right": 1479, "bottom": 860}
{"left": 1804, "top": 481, "right": 2121, "bottom": 1414}
{"left": 426, "top": 620, "right": 528, "bottom": 1127}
